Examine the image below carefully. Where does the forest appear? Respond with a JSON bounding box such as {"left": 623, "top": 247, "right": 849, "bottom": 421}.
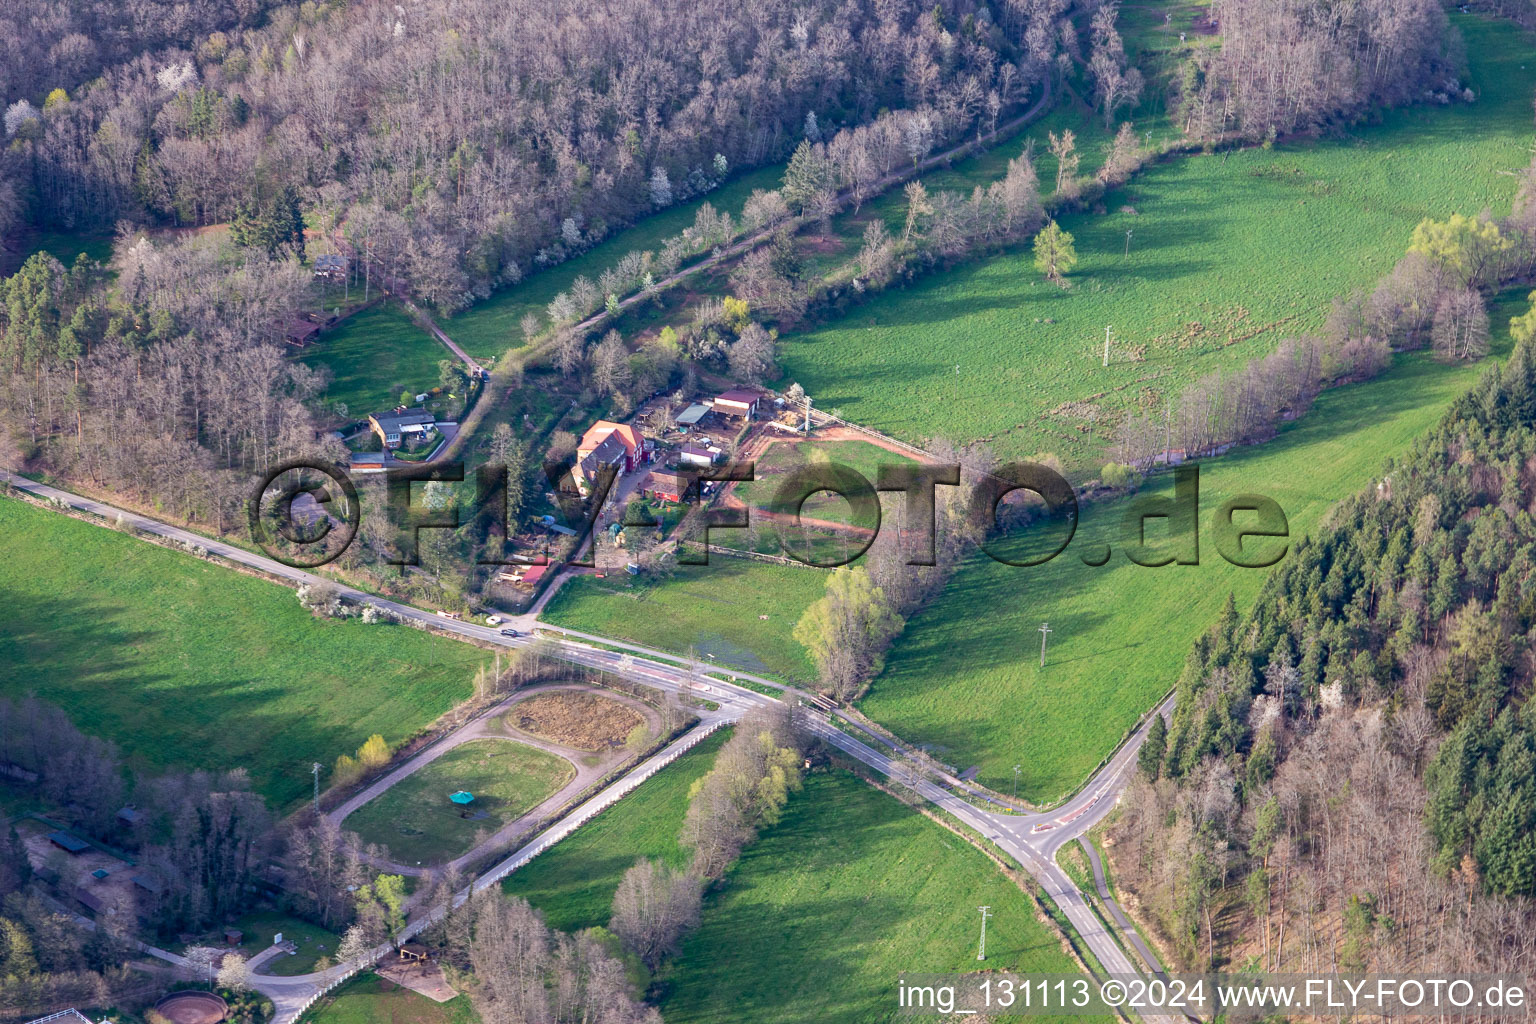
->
{"left": 5, "top": 0, "right": 1067, "bottom": 309}
{"left": 1114, "top": 327, "right": 1536, "bottom": 973}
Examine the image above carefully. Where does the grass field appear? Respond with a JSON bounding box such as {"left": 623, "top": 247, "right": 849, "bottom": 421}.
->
{"left": 0, "top": 497, "right": 488, "bottom": 808}
{"left": 18, "top": 228, "right": 116, "bottom": 268}
{"left": 733, "top": 439, "right": 916, "bottom": 513}
{"left": 777, "top": 15, "right": 1536, "bottom": 471}
{"left": 502, "top": 729, "right": 728, "bottom": 931}
{"left": 542, "top": 563, "right": 824, "bottom": 681}
{"left": 655, "top": 770, "right": 1098, "bottom": 1024}
{"left": 501, "top": 729, "right": 1097, "bottom": 1024}
{"left": 345, "top": 738, "right": 575, "bottom": 866}
{"left": 300, "top": 304, "right": 451, "bottom": 419}
{"left": 301, "top": 973, "right": 478, "bottom": 1024}
{"left": 860, "top": 327, "right": 1515, "bottom": 802}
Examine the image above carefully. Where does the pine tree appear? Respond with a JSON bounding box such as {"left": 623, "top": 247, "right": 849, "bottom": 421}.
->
{"left": 1138, "top": 714, "right": 1167, "bottom": 780}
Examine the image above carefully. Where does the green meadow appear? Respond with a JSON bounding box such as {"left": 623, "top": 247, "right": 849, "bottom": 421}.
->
{"left": 300, "top": 303, "right": 451, "bottom": 419}
{"left": 0, "top": 496, "right": 488, "bottom": 808}
{"left": 503, "top": 732, "right": 1096, "bottom": 1024}
{"left": 301, "top": 973, "right": 478, "bottom": 1024}
{"left": 503, "top": 729, "right": 728, "bottom": 930}
{"left": 543, "top": 563, "right": 825, "bottom": 681}
{"left": 778, "top": 16, "right": 1536, "bottom": 471}
{"left": 656, "top": 770, "right": 1097, "bottom": 1024}
{"left": 344, "top": 738, "right": 575, "bottom": 866}
{"left": 860, "top": 322, "right": 1515, "bottom": 802}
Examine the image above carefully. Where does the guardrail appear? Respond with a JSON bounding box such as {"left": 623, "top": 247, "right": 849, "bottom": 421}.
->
{"left": 475, "top": 718, "right": 727, "bottom": 889}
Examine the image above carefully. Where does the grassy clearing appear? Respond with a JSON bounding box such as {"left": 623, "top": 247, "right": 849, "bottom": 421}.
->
{"left": 441, "top": 166, "right": 785, "bottom": 361}
{"left": 502, "top": 729, "right": 728, "bottom": 931}
{"left": 655, "top": 769, "right": 1099, "bottom": 1024}
{"left": 0, "top": 496, "right": 488, "bottom": 808}
{"left": 178, "top": 911, "right": 342, "bottom": 977}
{"left": 345, "top": 738, "right": 575, "bottom": 866}
{"left": 542, "top": 563, "right": 824, "bottom": 681}
{"left": 300, "top": 304, "right": 451, "bottom": 419}
{"left": 777, "top": 16, "right": 1536, "bottom": 471}
{"left": 301, "top": 973, "right": 478, "bottom": 1024}
{"left": 860, "top": 325, "right": 1515, "bottom": 802}
{"left": 17, "top": 228, "right": 116, "bottom": 268}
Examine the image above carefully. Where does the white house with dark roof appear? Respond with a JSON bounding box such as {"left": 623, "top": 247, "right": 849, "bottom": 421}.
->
{"left": 368, "top": 408, "right": 436, "bottom": 448}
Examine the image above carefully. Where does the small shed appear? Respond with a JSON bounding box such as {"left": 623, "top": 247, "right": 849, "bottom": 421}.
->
{"left": 520, "top": 563, "right": 550, "bottom": 586}
{"left": 675, "top": 403, "right": 711, "bottom": 429}
{"left": 644, "top": 470, "right": 691, "bottom": 503}
{"left": 132, "top": 873, "right": 164, "bottom": 895}
{"left": 283, "top": 317, "right": 321, "bottom": 347}
{"left": 350, "top": 449, "right": 392, "bottom": 473}
{"left": 679, "top": 444, "right": 718, "bottom": 467}
{"left": 47, "top": 831, "right": 90, "bottom": 854}
{"left": 314, "top": 253, "right": 349, "bottom": 280}
{"left": 224, "top": 928, "right": 244, "bottom": 945}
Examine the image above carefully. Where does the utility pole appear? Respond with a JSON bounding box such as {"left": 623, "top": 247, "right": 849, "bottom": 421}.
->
{"left": 976, "top": 906, "right": 992, "bottom": 961}
{"left": 1103, "top": 326, "right": 1112, "bottom": 367}
{"left": 311, "top": 762, "right": 322, "bottom": 814}
{"left": 1038, "top": 622, "right": 1052, "bottom": 668}
{"left": 1013, "top": 764, "right": 1021, "bottom": 802}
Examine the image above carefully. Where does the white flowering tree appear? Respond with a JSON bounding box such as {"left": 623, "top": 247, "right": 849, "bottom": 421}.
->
{"left": 156, "top": 61, "right": 198, "bottom": 92}
{"left": 216, "top": 952, "right": 251, "bottom": 992}
{"left": 649, "top": 167, "right": 672, "bottom": 208}
{"left": 4, "top": 100, "right": 40, "bottom": 139}
{"left": 183, "top": 946, "right": 221, "bottom": 988}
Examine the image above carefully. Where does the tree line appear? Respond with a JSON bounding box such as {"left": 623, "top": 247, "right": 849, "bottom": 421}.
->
{"left": 0, "top": 233, "right": 338, "bottom": 527}
{"left": 1110, "top": 167, "right": 1536, "bottom": 472}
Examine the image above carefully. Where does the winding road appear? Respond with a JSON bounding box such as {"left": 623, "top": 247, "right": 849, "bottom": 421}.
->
{"left": 1, "top": 469, "right": 1175, "bottom": 1023}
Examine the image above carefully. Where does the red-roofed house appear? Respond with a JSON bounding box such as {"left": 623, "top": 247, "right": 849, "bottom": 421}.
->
{"left": 644, "top": 470, "right": 692, "bottom": 503}
{"left": 578, "top": 421, "right": 645, "bottom": 471}
{"left": 572, "top": 420, "right": 651, "bottom": 496}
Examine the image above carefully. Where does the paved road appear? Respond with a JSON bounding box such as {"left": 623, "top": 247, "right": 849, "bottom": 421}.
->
{"left": 2, "top": 470, "right": 1174, "bottom": 1021}
{"left": 1080, "top": 836, "right": 1166, "bottom": 976}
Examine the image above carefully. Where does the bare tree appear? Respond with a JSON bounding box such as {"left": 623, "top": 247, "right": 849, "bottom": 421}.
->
{"left": 609, "top": 859, "right": 703, "bottom": 969}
